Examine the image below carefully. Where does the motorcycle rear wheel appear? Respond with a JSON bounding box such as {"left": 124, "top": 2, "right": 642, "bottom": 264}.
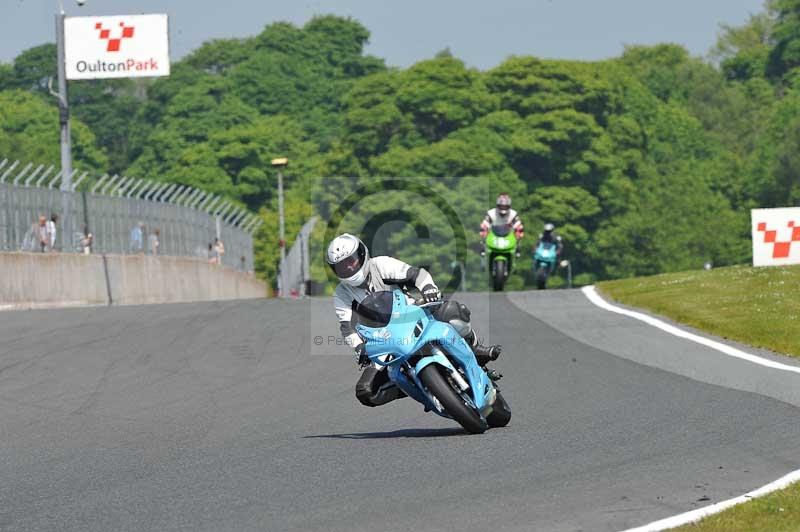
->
{"left": 419, "top": 365, "right": 488, "bottom": 434}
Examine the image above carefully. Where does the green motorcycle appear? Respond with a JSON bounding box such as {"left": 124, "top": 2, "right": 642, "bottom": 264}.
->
{"left": 484, "top": 225, "right": 518, "bottom": 292}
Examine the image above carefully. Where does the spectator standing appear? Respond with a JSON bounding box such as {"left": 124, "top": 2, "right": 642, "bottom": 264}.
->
{"left": 214, "top": 238, "right": 225, "bottom": 265}
{"left": 130, "top": 222, "right": 144, "bottom": 254}
{"left": 37, "top": 216, "right": 48, "bottom": 252}
{"left": 23, "top": 219, "right": 38, "bottom": 251}
{"left": 80, "top": 227, "right": 93, "bottom": 255}
{"left": 149, "top": 228, "right": 160, "bottom": 256}
{"left": 46, "top": 214, "right": 58, "bottom": 251}
{"left": 207, "top": 243, "right": 215, "bottom": 264}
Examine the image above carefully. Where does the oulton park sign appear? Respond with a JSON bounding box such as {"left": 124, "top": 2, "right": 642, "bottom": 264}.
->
{"left": 64, "top": 14, "right": 170, "bottom": 80}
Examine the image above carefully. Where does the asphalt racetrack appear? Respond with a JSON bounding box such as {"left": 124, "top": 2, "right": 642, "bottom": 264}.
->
{"left": 1, "top": 290, "right": 799, "bottom": 532}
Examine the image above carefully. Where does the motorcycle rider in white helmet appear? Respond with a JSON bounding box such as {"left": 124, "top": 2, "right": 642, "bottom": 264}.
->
{"left": 326, "top": 233, "right": 502, "bottom": 408}
{"left": 480, "top": 193, "right": 524, "bottom": 260}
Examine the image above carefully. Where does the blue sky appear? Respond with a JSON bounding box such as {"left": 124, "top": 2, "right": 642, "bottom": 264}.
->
{"left": 0, "top": 0, "right": 767, "bottom": 68}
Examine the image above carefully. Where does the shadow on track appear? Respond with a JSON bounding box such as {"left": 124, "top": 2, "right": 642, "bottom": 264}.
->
{"left": 304, "top": 427, "right": 466, "bottom": 439}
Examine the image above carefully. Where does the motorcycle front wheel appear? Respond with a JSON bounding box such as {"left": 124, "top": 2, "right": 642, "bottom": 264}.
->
{"left": 535, "top": 266, "right": 547, "bottom": 289}
{"left": 492, "top": 260, "right": 506, "bottom": 292}
{"left": 419, "top": 365, "right": 488, "bottom": 434}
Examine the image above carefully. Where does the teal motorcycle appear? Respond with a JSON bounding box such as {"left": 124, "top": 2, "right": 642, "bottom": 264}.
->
{"left": 533, "top": 241, "right": 558, "bottom": 289}
{"left": 484, "top": 225, "right": 518, "bottom": 292}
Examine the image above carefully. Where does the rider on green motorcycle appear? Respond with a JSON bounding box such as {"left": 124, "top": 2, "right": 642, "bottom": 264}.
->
{"left": 326, "top": 233, "right": 502, "bottom": 408}
{"left": 480, "top": 193, "right": 525, "bottom": 259}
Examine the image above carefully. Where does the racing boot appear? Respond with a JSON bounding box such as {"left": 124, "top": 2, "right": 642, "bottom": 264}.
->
{"left": 466, "top": 331, "right": 502, "bottom": 367}
{"left": 473, "top": 344, "right": 502, "bottom": 367}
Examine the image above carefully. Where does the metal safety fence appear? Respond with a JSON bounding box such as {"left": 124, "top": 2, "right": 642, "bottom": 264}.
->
{"left": 0, "top": 158, "right": 262, "bottom": 271}
{"left": 277, "top": 216, "right": 317, "bottom": 297}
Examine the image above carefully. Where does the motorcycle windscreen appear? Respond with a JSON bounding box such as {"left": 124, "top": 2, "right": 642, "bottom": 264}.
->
{"left": 492, "top": 224, "right": 512, "bottom": 237}
{"left": 535, "top": 242, "right": 556, "bottom": 259}
{"left": 353, "top": 291, "right": 394, "bottom": 328}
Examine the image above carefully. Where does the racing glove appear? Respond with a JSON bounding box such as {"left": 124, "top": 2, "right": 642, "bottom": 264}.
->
{"left": 421, "top": 284, "right": 441, "bottom": 303}
{"left": 354, "top": 343, "right": 370, "bottom": 367}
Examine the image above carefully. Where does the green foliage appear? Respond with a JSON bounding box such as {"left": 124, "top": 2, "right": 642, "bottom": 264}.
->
{"left": 485, "top": 57, "right": 613, "bottom": 118}
{"left": 395, "top": 57, "right": 497, "bottom": 141}
{"left": 6, "top": 44, "right": 56, "bottom": 93}
{"left": 0, "top": 90, "right": 106, "bottom": 170}
{"left": 3, "top": 8, "right": 800, "bottom": 289}
{"left": 768, "top": 0, "right": 800, "bottom": 78}
{"left": 620, "top": 44, "right": 693, "bottom": 101}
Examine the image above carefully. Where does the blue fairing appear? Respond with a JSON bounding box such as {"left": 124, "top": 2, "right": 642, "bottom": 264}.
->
{"left": 355, "top": 290, "right": 494, "bottom": 418}
{"left": 534, "top": 241, "right": 557, "bottom": 271}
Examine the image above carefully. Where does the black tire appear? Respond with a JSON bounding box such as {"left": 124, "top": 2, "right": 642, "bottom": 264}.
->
{"left": 487, "top": 390, "right": 511, "bottom": 428}
{"left": 492, "top": 260, "right": 506, "bottom": 292}
{"left": 419, "top": 364, "right": 488, "bottom": 434}
{"left": 535, "top": 266, "right": 547, "bottom": 290}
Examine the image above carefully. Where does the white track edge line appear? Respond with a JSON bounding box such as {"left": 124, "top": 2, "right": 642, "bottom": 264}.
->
{"left": 617, "top": 468, "right": 800, "bottom": 531}
{"left": 580, "top": 285, "right": 800, "bottom": 530}
{"left": 581, "top": 285, "right": 800, "bottom": 375}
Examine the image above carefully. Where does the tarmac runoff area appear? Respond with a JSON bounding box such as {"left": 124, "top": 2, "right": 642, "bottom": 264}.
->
{"left": 0, "top": 291, "right": 797, "bottom": 531}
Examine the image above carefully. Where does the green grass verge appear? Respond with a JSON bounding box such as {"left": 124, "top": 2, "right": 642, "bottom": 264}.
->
{"left": 670, "top": 481, "right": 800, "bottom": 531}
{"left": 598, "top": 264, "right": 800, "bottom": 531}
{"left": 597, "top": 264, "right": 800, "bottom": 358}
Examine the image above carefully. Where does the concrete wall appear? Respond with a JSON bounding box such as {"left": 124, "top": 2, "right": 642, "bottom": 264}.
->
{"left": 0, "top": 253, "right": 267, "bottom": 309}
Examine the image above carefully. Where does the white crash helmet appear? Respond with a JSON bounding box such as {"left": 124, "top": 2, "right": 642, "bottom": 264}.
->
{"left": 326, "top": 233, "right": 370, "bottom": 287}
{"left": 496, "top": 193, "right": 511, "bottom": 216}
{"left": 543, "top": 223, "right": 555, "bottom": 233}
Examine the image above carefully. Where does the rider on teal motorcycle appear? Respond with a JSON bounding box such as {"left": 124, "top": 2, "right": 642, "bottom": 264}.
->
{"left": 532, "top": 223, "right": 564, "bottom": 289}
{"left": 326, "top": 233, "right": 502, "bottom": 408}
{"left": 534, "top": 223, "right": 563, "bottom": 258}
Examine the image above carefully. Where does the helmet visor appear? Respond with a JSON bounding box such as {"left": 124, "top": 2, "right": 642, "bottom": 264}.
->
{"left": 329, "top": 243, "right": 366, "bottom": 279}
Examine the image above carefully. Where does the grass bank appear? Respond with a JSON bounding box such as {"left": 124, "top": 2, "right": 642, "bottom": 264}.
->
{"left": 670, "top": 481, "right": 800, "bottom": 531}
{"left": 598, "top": 264, "right": 800, "bottom": 531}
{"left": 598, "top": 264, "right": 800, "bottom": 357}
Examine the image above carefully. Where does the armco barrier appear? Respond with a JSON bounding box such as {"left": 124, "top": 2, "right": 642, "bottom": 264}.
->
{"left": 0, "top": 252, "right": 267, "bottom": 309}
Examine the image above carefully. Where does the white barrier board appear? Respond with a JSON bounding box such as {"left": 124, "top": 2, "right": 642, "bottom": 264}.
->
{"left": 751, "top": 207, "right": 800, "bottom": 266}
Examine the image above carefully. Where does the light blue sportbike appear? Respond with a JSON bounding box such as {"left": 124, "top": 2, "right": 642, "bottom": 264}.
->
{"left": 354, "top": 289, "right": 511, "bottom": 434}
{"left": 533, "top": 241, "right": 558, "bottom": 289}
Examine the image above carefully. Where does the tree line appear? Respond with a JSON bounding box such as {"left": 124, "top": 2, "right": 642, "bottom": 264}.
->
{"left": 1, "top": 2, "right": 798, "bottom": 290}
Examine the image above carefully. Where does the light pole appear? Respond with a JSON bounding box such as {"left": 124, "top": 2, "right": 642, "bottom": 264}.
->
{"left": 54, "top": 0, "right": 73, "bottom": 248}
{"left": 560, "top": 259, "right": 572, "bottom": 289}
{"left": 271, "top": 157, "right": 289, "bottom": 296}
